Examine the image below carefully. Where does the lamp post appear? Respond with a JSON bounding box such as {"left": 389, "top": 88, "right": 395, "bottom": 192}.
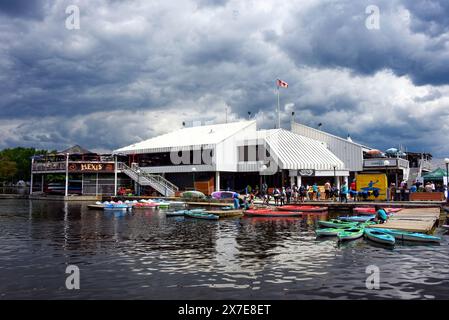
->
{"left": 192, "top": 167, "right": 197, "bottom": 190}
{"left": 136, "top": 169, "right": 141, "bottom": 196}
{"left": 444, "top": 158, "right": 449, "bottom": 201}
{"left": 384, "top": 160, "right": 390, "bottom": 201}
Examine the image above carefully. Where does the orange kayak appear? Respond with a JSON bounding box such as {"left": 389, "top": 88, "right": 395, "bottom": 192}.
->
{"left": 244, "top": 209, "right": 302, "bottom": 217}
{"left": 277, "top": 205, "right": 328, "bottom": 212}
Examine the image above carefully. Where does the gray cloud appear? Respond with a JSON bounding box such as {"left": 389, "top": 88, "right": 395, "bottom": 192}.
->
{"left": 1, "top": 0, "right": 449, "bottom": 157}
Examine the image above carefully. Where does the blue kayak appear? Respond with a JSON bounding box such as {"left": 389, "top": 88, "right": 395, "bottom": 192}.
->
{"left": 166, "top": 210, "right": 187, "bottom": 216}
{"left": 372, "top": 228, "right": 441, "bottom": 243}
{"left": 339, "top": 215, "right": 376, "bottom": 222}
{"left": 364, "top": 228, "right": 395, "bottom": 246}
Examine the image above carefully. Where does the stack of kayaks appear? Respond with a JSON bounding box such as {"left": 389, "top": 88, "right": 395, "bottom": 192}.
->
{"left": 166, "top": 210, "right": 189, "bottom": 217}
{"left": 364, "top": 228, "right": 395, "bottom": 246}
{"left": 133, "top": 201, "right": 159, "bottom": 208}
{"left": 103, "top": 203, "right": 129, "bottom": 211}
{"left": 371, "top": 228, "right": 441, "bottom": 243}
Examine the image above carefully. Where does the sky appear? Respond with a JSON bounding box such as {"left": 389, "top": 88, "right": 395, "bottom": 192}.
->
{"left": 1, "top": 0, "right": 449, "bottom": 157}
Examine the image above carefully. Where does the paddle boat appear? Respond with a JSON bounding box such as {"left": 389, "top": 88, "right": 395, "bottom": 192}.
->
{"left": 370, "top": 228, "right": 441, "bottom": 243}
{"left": 133, "top": 202, "right": 159, "bottom": 208}
{"left": 244, "top": 209, "right": 302, "bottom": 217}
{"left": 181, "top": 191, "right": 206, "bottom": 199}
{"left": 337, "top": 227, "right": 364, "bottom": 241}
{"left": 364, "top": 228, "right": 395, "bottom": 246}
{"left": 103, "top": 203, "right": 129, "bottom": 211}
{"left": 184, "top": 211, "right": 219, "bottom": 220}
{"left": 338, "top": 215, "right": 376, "bottom": 222}
{"left": 277, "top": 205, "right": 328, "bottom": 212}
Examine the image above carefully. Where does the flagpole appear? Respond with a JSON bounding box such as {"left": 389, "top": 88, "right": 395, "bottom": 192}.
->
{"left": 277, "top": 82, "right": 280, "bottom": 129}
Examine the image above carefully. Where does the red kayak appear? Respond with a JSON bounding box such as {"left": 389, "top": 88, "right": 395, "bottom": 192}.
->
{"left": 277, "top": 205, "right": 328, "bottom": 212}
{"left": 244, "top": 209, "right": 302, "bottom": 217}
{"left": 133, "top": 202, "right": 159, "bottom": 208}
{"left": 353, "top": 207, "right": 401, "bottom": 215}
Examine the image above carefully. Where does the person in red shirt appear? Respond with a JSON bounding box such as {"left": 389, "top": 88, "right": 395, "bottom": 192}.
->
{"left": 350, "top": 179, "right": 357, "bottom": 201}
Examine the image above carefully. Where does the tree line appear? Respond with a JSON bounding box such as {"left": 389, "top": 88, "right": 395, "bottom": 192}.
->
{"left": 0, "top": 147, "right": 55, "bottom": 184}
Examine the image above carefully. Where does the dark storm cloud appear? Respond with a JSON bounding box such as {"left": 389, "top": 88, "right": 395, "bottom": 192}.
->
{"left": 403, "top": 0, "right": 449, "bottom": 37}
{"left": 0, "top": 0, "right": 48, "bottom": 19}
{"left": 278, "top": 0, "right": 449, "bottom": 86}
{"left": 1, "top": 0, "right": 449, "bottom": 156}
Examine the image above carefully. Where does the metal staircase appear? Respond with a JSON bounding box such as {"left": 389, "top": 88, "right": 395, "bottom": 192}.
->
{"left": 119, "top": 163, "right": 179, "bottom": 197}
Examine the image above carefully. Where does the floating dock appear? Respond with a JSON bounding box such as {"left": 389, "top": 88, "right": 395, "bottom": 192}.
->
{"left": 367, "top": 207, "right": 441, "bottom": 234}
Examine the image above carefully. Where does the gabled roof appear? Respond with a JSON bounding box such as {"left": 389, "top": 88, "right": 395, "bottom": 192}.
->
{"left": 114, "top": 121, "right": 256, "bottom": 154}
{"left": 59, "top": 145, "right": 94, "bottom": 155}
{"left": 292, "top": 122, "right": 372, "bottom": 151}
{"left": 264, "top": 129, "right": 345, "bottom": 170}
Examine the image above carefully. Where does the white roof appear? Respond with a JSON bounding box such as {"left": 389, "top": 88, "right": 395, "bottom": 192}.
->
{"left": 264, "top": 129, "right": 345, "bottom": 170}
{"left": 114, "top": 121, "right": 255, "bottom": 154}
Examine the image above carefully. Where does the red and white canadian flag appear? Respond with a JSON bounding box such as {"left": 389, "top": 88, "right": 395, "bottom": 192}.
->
{"left": 276, "top": 79, "right": 288, "bottom": 88}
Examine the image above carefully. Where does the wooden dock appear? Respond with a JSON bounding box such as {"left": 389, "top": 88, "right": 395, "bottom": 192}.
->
{"left": 367, "top": 207, "right": 441, "bottom": 234}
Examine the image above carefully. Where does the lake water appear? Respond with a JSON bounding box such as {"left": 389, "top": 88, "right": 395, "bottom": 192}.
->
{"left": 0, "top": 199, "right": 448, "bottom": 299}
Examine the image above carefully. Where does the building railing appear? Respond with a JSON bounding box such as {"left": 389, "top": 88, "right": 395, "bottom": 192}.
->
{"left": 119, "top": 162, "right": 179, "bottom": 196}
{"left": 32, "top": 161, "right": 66, "bottom": 172}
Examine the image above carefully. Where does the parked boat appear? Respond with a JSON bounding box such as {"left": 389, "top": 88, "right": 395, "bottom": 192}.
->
{"left": 185, "top": 211, "right": 219, "bottom": 220}
{"left": 316, "top": 227, "right": 352, "bottom": 237}
{"left": 104, "top": 203, "right": 129, "bottom": 211}
{"left": 133, "top": 202, "right": 159, "bottom": 208}
{"left": 364, "top": 228, "right": 395, "bottom": 246}
{"left": 317, "top": 219, "right": 358, "bottom": 228}
{"left": 211, "top": 191, "right": 238, "bottom": 200}
{"left": 277, "top": 205, "right": 328, "bottom": 212}
{"left": 204, "top": 209, "right": 243, "bottom": 218}
{"left": 181, "top": 191, "right": 206, "bottom": 199}
{"left": 244, "top": 209, "right": 302, "bottom": 217}
{"left": 371, "top": 228, "right": 441, "bottom": 243}
{"left": 337, "top": 228, "right": 364, "bottom": 241}
{"left": 166, "top": 210, "right": 187, "bottom": 217}
{"left": 338, "top": 215, "right": 375, "bottom": 222}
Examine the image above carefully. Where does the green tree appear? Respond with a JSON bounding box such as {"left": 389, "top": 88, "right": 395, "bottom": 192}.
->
{"left": 0, "top": 159, "right": 17, "bottom": 183}
{"left": 0, "top": 147, "right": 52, "bottom": 182}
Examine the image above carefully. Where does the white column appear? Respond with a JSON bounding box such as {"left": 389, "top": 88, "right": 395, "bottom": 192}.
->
{"left": 95, "top": 173, "right": 99, "bottom": 196}
{"left": 335, "top": 176, "right": 341, "bottom": 189}
{"left": 290, "top": 176, "right": 295, "bottom": 188}
{"left": 81, "top": 174, "right": 84, "bottom": 195}
{"left": 41, "top": 175, "right": 44, "bottom": 193}
{"left": 64, "top": 153, "right": 69, "bottom": 197}
{"left": 296, "top": 176, "right": 302, "bottom": 187}
{"left": 215, "top": 171, "right": 220, "bottom": 192}
{"left": 114, "top": 155, "right": 118, "bottom": 196}
{"left": 30, "top": 158, "right": 34, "bottom": 195}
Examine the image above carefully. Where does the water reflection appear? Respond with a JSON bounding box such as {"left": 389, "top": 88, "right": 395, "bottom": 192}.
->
{"left": 0, "top": 199, "right": 448, "bottom": 299}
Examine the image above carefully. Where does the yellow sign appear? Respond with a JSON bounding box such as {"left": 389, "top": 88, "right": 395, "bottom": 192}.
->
{"left": 355, "top": 173, "right": 388, "bottom": 200}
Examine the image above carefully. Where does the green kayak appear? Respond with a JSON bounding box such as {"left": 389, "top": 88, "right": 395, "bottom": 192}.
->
{"left": 316, "top": 227, "right": 352, "bottom": 237}
{"left": 337, "top": 227, "right": 364, "bottom": 241}
{"left": 372, "top": 228, "right": 441, "bottom": 243}
{"left": 318, "top": 219, "right": 358, "bottom": 229}
{"left": 364, "top": 228, "right": 395, "bottom": 246}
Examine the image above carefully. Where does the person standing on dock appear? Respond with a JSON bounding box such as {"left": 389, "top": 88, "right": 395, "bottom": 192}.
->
{"left": 324, "top": 181, "right": 331, "bottom": 200}
{"left": 340, "top": 182, "right": 348, "bottom": 203}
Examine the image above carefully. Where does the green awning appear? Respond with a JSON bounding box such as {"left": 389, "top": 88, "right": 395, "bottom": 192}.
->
{"left": 422, "top": 168, "right": 448, "bottom": 179}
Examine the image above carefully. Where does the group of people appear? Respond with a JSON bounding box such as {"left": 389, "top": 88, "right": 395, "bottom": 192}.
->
{"left": 245, "top": 181, "right": 350, "bottom": 205}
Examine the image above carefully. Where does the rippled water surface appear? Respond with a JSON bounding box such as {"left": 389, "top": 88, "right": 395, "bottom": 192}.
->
{"left": 0, "top": 199, "right": 448, "bottom": 299}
